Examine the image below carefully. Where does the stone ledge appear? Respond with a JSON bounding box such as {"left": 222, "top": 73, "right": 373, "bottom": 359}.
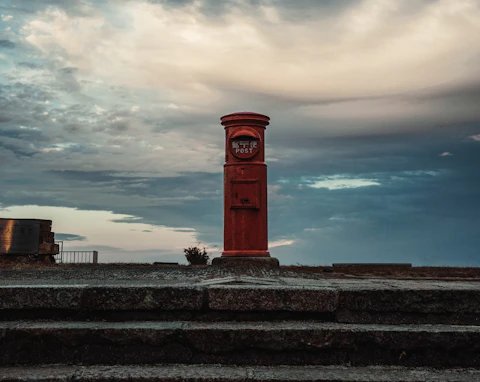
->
{"left": 2, "top": 365, "right": 480, "bottom": 382}
{"left": 0, "top": 285, "right": 204, "bottom": 311}
{"left": 1, "top": 321, "right": 480, "bottom": 367}
{"left": 2, "top": 282, "right": 480, "bottom": 324}
{"left": 207, "top": 285, "right": 338, "bottom": 312}
{"left": 338, "top": 288, "right": 480, "bottom": 313}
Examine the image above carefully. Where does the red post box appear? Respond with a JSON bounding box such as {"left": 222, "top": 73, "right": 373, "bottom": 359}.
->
{"left": 212, "top": 112, "right": 279, "bottom": 267}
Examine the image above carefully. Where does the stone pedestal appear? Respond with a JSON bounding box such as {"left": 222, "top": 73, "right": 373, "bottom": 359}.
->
{"left": 212, "top": 256, "right": 279, "bottom": 268}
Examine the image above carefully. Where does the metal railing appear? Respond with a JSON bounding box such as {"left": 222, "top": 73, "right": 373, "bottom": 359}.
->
{"left": 54, "top": 250, "right": 98, "bottom": 264}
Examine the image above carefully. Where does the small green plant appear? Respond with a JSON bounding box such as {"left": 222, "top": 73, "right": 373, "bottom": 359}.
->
{"left": 184, "top": 245, "right": 209, "bottom": 265}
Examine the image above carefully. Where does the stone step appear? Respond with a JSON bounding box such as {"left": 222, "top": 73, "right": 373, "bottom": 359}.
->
{"left": 2, "top": 364, "right": 480, "bottom": 382}
{"left": 1, "top": 281, "right": 480, "bottom": 324}
{"left": 1, "top": 321, "right": 480, "bottom": 367}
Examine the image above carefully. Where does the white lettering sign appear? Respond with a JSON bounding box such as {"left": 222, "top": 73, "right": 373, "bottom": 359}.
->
{"left": 232, "top": 140, "right": 258, "bottom": 154}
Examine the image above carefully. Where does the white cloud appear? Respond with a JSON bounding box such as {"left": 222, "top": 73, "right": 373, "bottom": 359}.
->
{"left": 1, "top": 14, "right": 13, "bottom": 22}
{"left": 440, "top": 151, "right": 453, "bottom": 156}
{"left": 469, "top": 134, "right": 480, "bottom": 141}
{"left": 307, "top": 176, "right": 381, "bottom": 190}
{"left": 21, "top": 0, "right": 480, "bottom": 107}
{"left": 6, "top": 0, "right": 479, "bottom": 179}
{"left": 19, "top": 125, "right": 40, "bottom": 131}
{"left": 268, "top": 184, "right": 292, "bottom": 200}
{"left": 269, "top": 239, "right": 295, "bottom": 248}
{"left": 95, "top": 105, "right": 106, "bottom": 114}
{"left": 39, "top": 147, "right": 62, "bottom": 153}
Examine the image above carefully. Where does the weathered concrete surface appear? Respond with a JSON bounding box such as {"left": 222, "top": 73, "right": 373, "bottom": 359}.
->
{"left": 207, "top": 285, "right": 338, "bottom": 312}
{"left": 2, "top": 265, "right": 479, "bottom": 283}
{"left": 2, "top": 365, "right": 480, "bottom": 382}
{"left": 1, "top": 321, "right": 480, "bottom": 367}
{"left": 2, "top": 272, "right": 480, "bottom": 324}
{"left": 0, "top": 285, "right": 204, "bottom": 311}
{"left": 1, "top": 267, "right": 480, "bottom": 376}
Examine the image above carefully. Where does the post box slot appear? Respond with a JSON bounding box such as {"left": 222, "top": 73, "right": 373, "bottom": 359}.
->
{"left": 231, "top": 180, "right": 259, "bottom": 209}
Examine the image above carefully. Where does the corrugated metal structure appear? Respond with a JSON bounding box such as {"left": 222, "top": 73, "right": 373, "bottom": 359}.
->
{"left": 0, "top": 218, "right": 59, "bottom": 256}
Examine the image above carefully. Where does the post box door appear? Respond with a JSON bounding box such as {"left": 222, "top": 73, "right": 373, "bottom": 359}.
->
{"left": 230, "top": 180, "right": 259, "bottom": 209}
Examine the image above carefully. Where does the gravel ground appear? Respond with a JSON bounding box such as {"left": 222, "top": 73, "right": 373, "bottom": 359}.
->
{"left": 1, "top": 261, "right": 480, "bottom": 282}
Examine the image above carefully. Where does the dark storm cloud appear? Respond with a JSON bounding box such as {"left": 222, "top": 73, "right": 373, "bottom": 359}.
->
{"left": 55, "top": 67, "right": 82, "bottom": 93}
{"left": 147, "top": 0, "right": 239, "bottom": 15}
{"left": 0, "top": 80, "right": 56, "bottom": 158}
{"left": 47, "top": 170, "right": 223, "bottom": 218}
{"left": 58, "top": 67, "right": 78, "bottom": 75}
{"left": 11, "top": 125, "right": 474, "bottom": 266}
{"left": 147, "top": 0, "right": 192, "bottom": 6}
{"left": 56, "top": 233, "right": 87, "bottom": 241}
{"left": 149, "top": 111, "right": 218, "bottom": 133}
{"left": 144, "top": 0, "right": 444, "bottom": 27}
{"left": 0, "top": 82, "right": 54, "bottom": 131}
{"left": 113, "top": 200, "right": 222, "bottom": 245}
{"left": 411, "top": 81, "right": 480, "bottom": 107}
{"left": 147, "top": 0, "right": 359, "bottom": 19}
{"left": 40, "top": 170, "right": 219, "bottom": 203}
{"left": 265, "top": 125, "right": 480, "bottom": 265}
{"left": 275, "top": 0, "right": 440, "bottom": 17}
{"left": 1, "top": 0, "right": 479, "bottom": 265}
{"left": 0, "top": 139, "right": 37, "bottom": 157}
{"left": 0, "top": 127, "right": 46, "bottom": 142}
{"left": 16, "top": 62, "right": 44, "bottom": 70}
{"left": 48, "top": 170, "right": 118, "bottom": 183}
{"left": 109, "top": 119, "right": 129, "bottom": 132}
{"left": 223, "top": 77, "right": 480, "bottom": 110}
{"left": 1, "top": 122, "right": 479, "bottom": 265}
{"left": 0, "top": 168, "right": 224, "bottom": 245}
{"left": 0, "top": 125, "right": 51, "bottom": 158}
{"left": 2, "top": 83, "right": 53, "bottom": 102}
{"left": 118, "top": 172, "right": 221, "bottom": 199}
{"left": 0, "top": 40, "right": 15, "bottom": 49}
{"left": 268, "top": 0, "right": 360, "bottom": 22}
{"left": 63, "top": 123, "right": 83, "bottom": 134}
{"left": 0, "top": 0, "right": 107, "bottom": 17}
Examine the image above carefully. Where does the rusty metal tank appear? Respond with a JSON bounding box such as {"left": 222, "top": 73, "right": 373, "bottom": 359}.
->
{"left": 0, "top": 218, "right": 59, "bottom": 256}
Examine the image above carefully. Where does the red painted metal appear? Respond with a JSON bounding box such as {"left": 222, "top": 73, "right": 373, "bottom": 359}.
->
{"left": 221, "top": 112, "right": 271, "bottom": 258}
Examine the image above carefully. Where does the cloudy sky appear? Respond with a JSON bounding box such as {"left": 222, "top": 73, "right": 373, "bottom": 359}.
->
{"left": 1, "top": 0, "right": 479, "bottom": 265}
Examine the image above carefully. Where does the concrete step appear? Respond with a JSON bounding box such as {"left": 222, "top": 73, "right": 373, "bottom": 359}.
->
{"left": 1, "top": 281, "right": 480, "bottom": 324}
{"left": 1, "top": 321, "right": 480, "bottom": 367}
{"left": 2, "top": 364, "right": 480, "bottom": 382}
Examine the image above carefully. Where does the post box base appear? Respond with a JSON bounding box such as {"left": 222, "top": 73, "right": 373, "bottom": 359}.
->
{"left": 221, "top": 250, "right": 271, "bottom": 257}
{"left": 212, "top": 256, "right": 280, "bottom": 268}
